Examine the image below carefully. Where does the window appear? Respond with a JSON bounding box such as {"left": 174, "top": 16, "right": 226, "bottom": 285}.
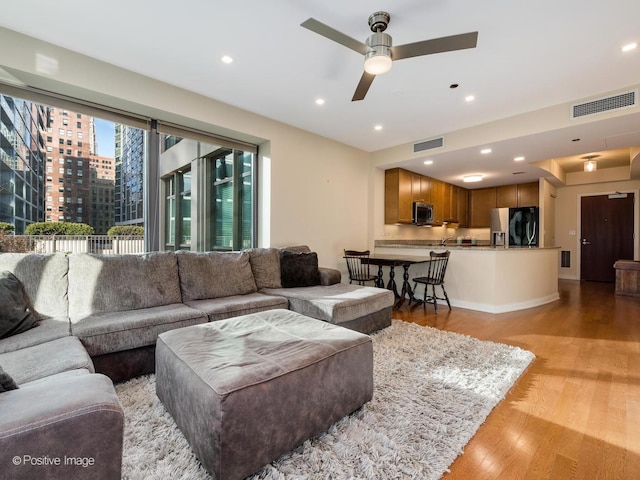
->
{"left": 209, "top": 149, "right": 254, "bottom": 251}
{"left": 59, "top": 158, "right": 65, "bottom": 164}
{"left": 66, "top": 169, "right": 72, "bottom": 175}
{"left": 76, "top": 122, "right": 81, "bottom": 128}
{"left": 58, "top": 167, "right": 65, "bottom": 174}
{"left": 58, "top": 128, "right": 65, "bottom": 135}
{"left": 59, "top": 138, "right": 64, "bottom": 145}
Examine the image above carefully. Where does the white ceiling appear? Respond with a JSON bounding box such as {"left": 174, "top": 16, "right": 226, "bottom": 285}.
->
{"left": 1, "top": 0, "right": 640, "bottom": 187}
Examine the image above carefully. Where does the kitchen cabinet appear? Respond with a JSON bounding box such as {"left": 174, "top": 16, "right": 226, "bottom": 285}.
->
{"left": 385, "top": 167, "right": 470, "bottom": 226}
{"left": 455, "top": 186, "right": 469, "bottom": 227}
{"left": 496, "top": 185, "right": 517, "bottom": 208}
{"left": 497, "top": 182, "right": 539, "bottom": 207}
{"left": 517, "top": 182, "right": 539, "bottom": 207}
{"left": 385, "top": 168, "right": 413, "bottom": 224}
{"left": 430, "top": 178, "right": 445, "bottom": 225}
{"left": 469, "top": 187, "right": 497, "bottom": 228}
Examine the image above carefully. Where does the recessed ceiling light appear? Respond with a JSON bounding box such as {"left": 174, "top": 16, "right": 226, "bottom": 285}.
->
{"left": 374, "top": 125, "right": 383, "bottom": 131}
{"left": 424, "top": 160, "right": 433, "bottom": 165}
{"left": 315, "top": 98, "right": 325, "bottom": 105}
{"left": 463, "top": 174, "right": 483, "bottom": 183}
{"left": 465, "top": 95, "right": 475, "bottom": 102}
{"left": 480, "top": 148, "right": 492, "bottom": 154}
{"left": 221, "top": 55, "right": 234, "bottom": 64}
{"left": 622, "top": 42, "right": 638, "bottom": 52}
{"left": 514, "top": 156, "right": 525, "bottom": 161}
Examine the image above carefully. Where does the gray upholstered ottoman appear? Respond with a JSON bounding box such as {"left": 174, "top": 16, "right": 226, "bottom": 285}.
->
{"left": 155, "top": 309, "right": 373, "bottom": 480}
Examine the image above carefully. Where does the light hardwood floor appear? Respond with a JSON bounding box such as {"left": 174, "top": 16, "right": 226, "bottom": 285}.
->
{"left": 394, "top": 279, "right": 640, "bottom": 480}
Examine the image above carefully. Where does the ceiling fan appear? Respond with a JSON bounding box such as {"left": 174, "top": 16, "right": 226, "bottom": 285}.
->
{"left": 301, "top": 11, "right": 478, "bottom": 101}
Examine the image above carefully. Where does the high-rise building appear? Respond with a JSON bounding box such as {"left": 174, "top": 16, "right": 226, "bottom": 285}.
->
{"left": 45, "top": 108, "right": 94, "bottom": 225}
{"left": 44, "top": 108, "right": 116, "bottom": 232}
{"left": 89, "top": 155, "right": 115, "bottom": 234}
{"left": 114, "top": 123, "right": 144, "bottom": 226}
{"left": 0, "top": 95, "right": 47, "bottom": 234}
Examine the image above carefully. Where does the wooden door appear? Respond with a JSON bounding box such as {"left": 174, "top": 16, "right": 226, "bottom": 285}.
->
{"left": 580, "top": 194, "right": 634, "bottom": 283}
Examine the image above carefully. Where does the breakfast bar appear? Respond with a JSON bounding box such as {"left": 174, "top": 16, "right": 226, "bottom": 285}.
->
{"left": 374, "top": 243, "right": 560, "bottom": 313}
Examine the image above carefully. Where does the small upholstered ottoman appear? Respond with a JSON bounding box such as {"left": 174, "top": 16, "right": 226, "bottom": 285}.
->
{"left": 155, "top": 309, "right": 373, "bottom": 480}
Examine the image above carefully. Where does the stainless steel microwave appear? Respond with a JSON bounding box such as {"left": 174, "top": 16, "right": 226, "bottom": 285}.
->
{"left": 412, "top": 202, "right": 434, "bottom": 226}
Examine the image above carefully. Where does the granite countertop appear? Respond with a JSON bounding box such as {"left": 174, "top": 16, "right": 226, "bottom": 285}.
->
{"left": 375, "top": 239, "right": 559, "bottom": 250}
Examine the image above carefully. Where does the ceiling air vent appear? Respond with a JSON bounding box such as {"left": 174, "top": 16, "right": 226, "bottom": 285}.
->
{"left": 571, "top": 89, "right": 637, "bottom": 119}
{"left": 413, "top": 136, "right": 444, "bottom": 153}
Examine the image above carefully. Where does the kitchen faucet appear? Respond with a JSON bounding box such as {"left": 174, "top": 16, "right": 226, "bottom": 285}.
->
{"left": 441, "top": 235, "right": 455, "bottom": 246}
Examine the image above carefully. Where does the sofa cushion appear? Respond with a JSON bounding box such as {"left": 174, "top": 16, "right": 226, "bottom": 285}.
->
{"left": 0, "top": 373, "right": 124, "bottom": 480}
{"left": 185, "top": 292, "right": 289, "bottom": 321}
{"left": 248, "top": 248, "right": 281, "bottom": 289}
{"left": 0, "top": 271, "right": 39, "bottom": 339}
{"left": 68, "top": 252, "right": 182, "bottom": 319}
{"left": 0, "top": 336, "right": 94, "bottom": 385}
{"left": 71, "top": 303, "right": 208, "bottom": 356}
{"left": 280, "top": 251, "right": 321, "bottom": 288}
{"left": 0, "top": 318, "right": 71, "bottom": 355}
{"left": 261, "top": 283, "right": 395, "bottom": 324}
{"left": 177, "top": 251, "right": 257, "bottom": 301}
{"left": 0, "top": 253, "right": 68, "bottom": 320}
{"left": 0, "top": 364, "right": 18, "bottom": 392}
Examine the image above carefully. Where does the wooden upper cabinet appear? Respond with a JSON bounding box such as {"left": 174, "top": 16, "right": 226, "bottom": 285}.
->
{"left": 429, "top": 178, "right": 445, "bottom": 225}
{"left": 385, "top": 167, "right": 472, "bottom": 226}
{"left": 469, "top": 187, "right": 497, "bottom": 228}
{"left": 496, "top": 185, "right": 518, "bottom": 208}
{"left": 455, "top": 186, "right": 469, "bottom": 227}
{"left": 517, "top": 181, "right": 539, "bottom": 207}
{"left": 385, "top": 168, "right": 413, "bottom": 224}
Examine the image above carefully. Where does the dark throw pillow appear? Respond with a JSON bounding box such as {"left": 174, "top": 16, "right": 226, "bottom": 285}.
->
{"left": 0, "top": 364, "right": 18, "bottom": 392}
{"left": 0, "top": 270, "right": 39, "bottom": 340}
{"left": 280, "top": 251, "right": 321, "bottom": 288}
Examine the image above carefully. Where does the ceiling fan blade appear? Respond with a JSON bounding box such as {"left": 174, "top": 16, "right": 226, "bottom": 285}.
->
{"left": 352, "top": 72, "right": 376, "bottom": 101}
{"left": 392, "top": 31, "right": 478, "bottom": 61}
{"left": 301, "top": 18, "right": 368, "bottom": 55}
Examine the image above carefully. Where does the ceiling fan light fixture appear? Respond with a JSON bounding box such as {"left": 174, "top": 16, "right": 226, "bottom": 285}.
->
{"left": 364, "top": 32, "right": 392, "bottom": 75}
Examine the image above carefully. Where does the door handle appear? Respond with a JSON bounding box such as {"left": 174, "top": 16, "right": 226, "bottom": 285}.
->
{"left": 581, "top": 238, "right": 590, "bottom": 245}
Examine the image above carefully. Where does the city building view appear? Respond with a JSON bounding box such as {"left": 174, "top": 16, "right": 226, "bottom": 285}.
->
{"left": 1, "top": 93, "right": 256, "bottom": 251}
{"left": 1, "top": 93, "right": 140, "bottom": 235}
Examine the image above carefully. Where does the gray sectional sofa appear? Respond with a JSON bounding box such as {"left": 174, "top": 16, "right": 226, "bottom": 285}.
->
{"left": 0, "top": 245, "right": 393, "bottom": 479}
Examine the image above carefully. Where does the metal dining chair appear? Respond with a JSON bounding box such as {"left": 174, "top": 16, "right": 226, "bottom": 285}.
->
{"left": 411, "top": 250, "right": 451, "bottom": 312}
{"left": 343, "top": 250, "right": 378, "bottom": 286}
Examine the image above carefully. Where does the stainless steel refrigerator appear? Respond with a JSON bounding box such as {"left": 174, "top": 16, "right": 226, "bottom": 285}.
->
{"left": 491, "top": 207, "right": 539, "bottom": 247}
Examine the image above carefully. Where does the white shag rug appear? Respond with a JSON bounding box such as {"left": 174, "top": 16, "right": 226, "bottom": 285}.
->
{"left": 115, "top": 320, "right": 534, "bottom": 480}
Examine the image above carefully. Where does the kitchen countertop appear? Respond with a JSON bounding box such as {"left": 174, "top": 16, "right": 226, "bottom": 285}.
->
{"left": 374, "top": 240, "right": 559, "bottom": 250}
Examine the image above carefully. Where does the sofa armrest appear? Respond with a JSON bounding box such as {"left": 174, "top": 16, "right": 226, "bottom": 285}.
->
{"left": 0, "top": 373, "right": 123, "bottom": 480}
{"left": 319, "top": 267, "right": 341, "bottom": 286}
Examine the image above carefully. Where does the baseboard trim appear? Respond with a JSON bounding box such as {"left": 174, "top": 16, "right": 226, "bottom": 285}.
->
{"left": 448, "top": 293, "right": 560, "bottom": 314}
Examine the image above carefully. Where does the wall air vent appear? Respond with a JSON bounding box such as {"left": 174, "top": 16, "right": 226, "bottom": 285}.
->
{"left": 413, "top": 136, "right": 444, "bottom": 153}
{"left": 571, "top": 89, "right": 637, "bottom": 119}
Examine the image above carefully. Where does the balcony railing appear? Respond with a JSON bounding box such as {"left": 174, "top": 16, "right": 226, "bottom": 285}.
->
{"left": 0, "top": 235, "right": 145, "bottom": 255}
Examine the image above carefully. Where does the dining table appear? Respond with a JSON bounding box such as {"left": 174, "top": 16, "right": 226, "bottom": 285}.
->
{"left": 363, "top": 254, "right": 431, "bottom": 309}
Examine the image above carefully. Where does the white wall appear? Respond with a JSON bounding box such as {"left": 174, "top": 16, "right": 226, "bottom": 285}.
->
{"left": 0, "top": 26, "right": 371, "bottom": 273}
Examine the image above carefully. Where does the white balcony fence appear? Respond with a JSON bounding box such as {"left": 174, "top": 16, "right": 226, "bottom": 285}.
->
{"left": 0, "top": 235, "right": 145, "bottom": 255}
